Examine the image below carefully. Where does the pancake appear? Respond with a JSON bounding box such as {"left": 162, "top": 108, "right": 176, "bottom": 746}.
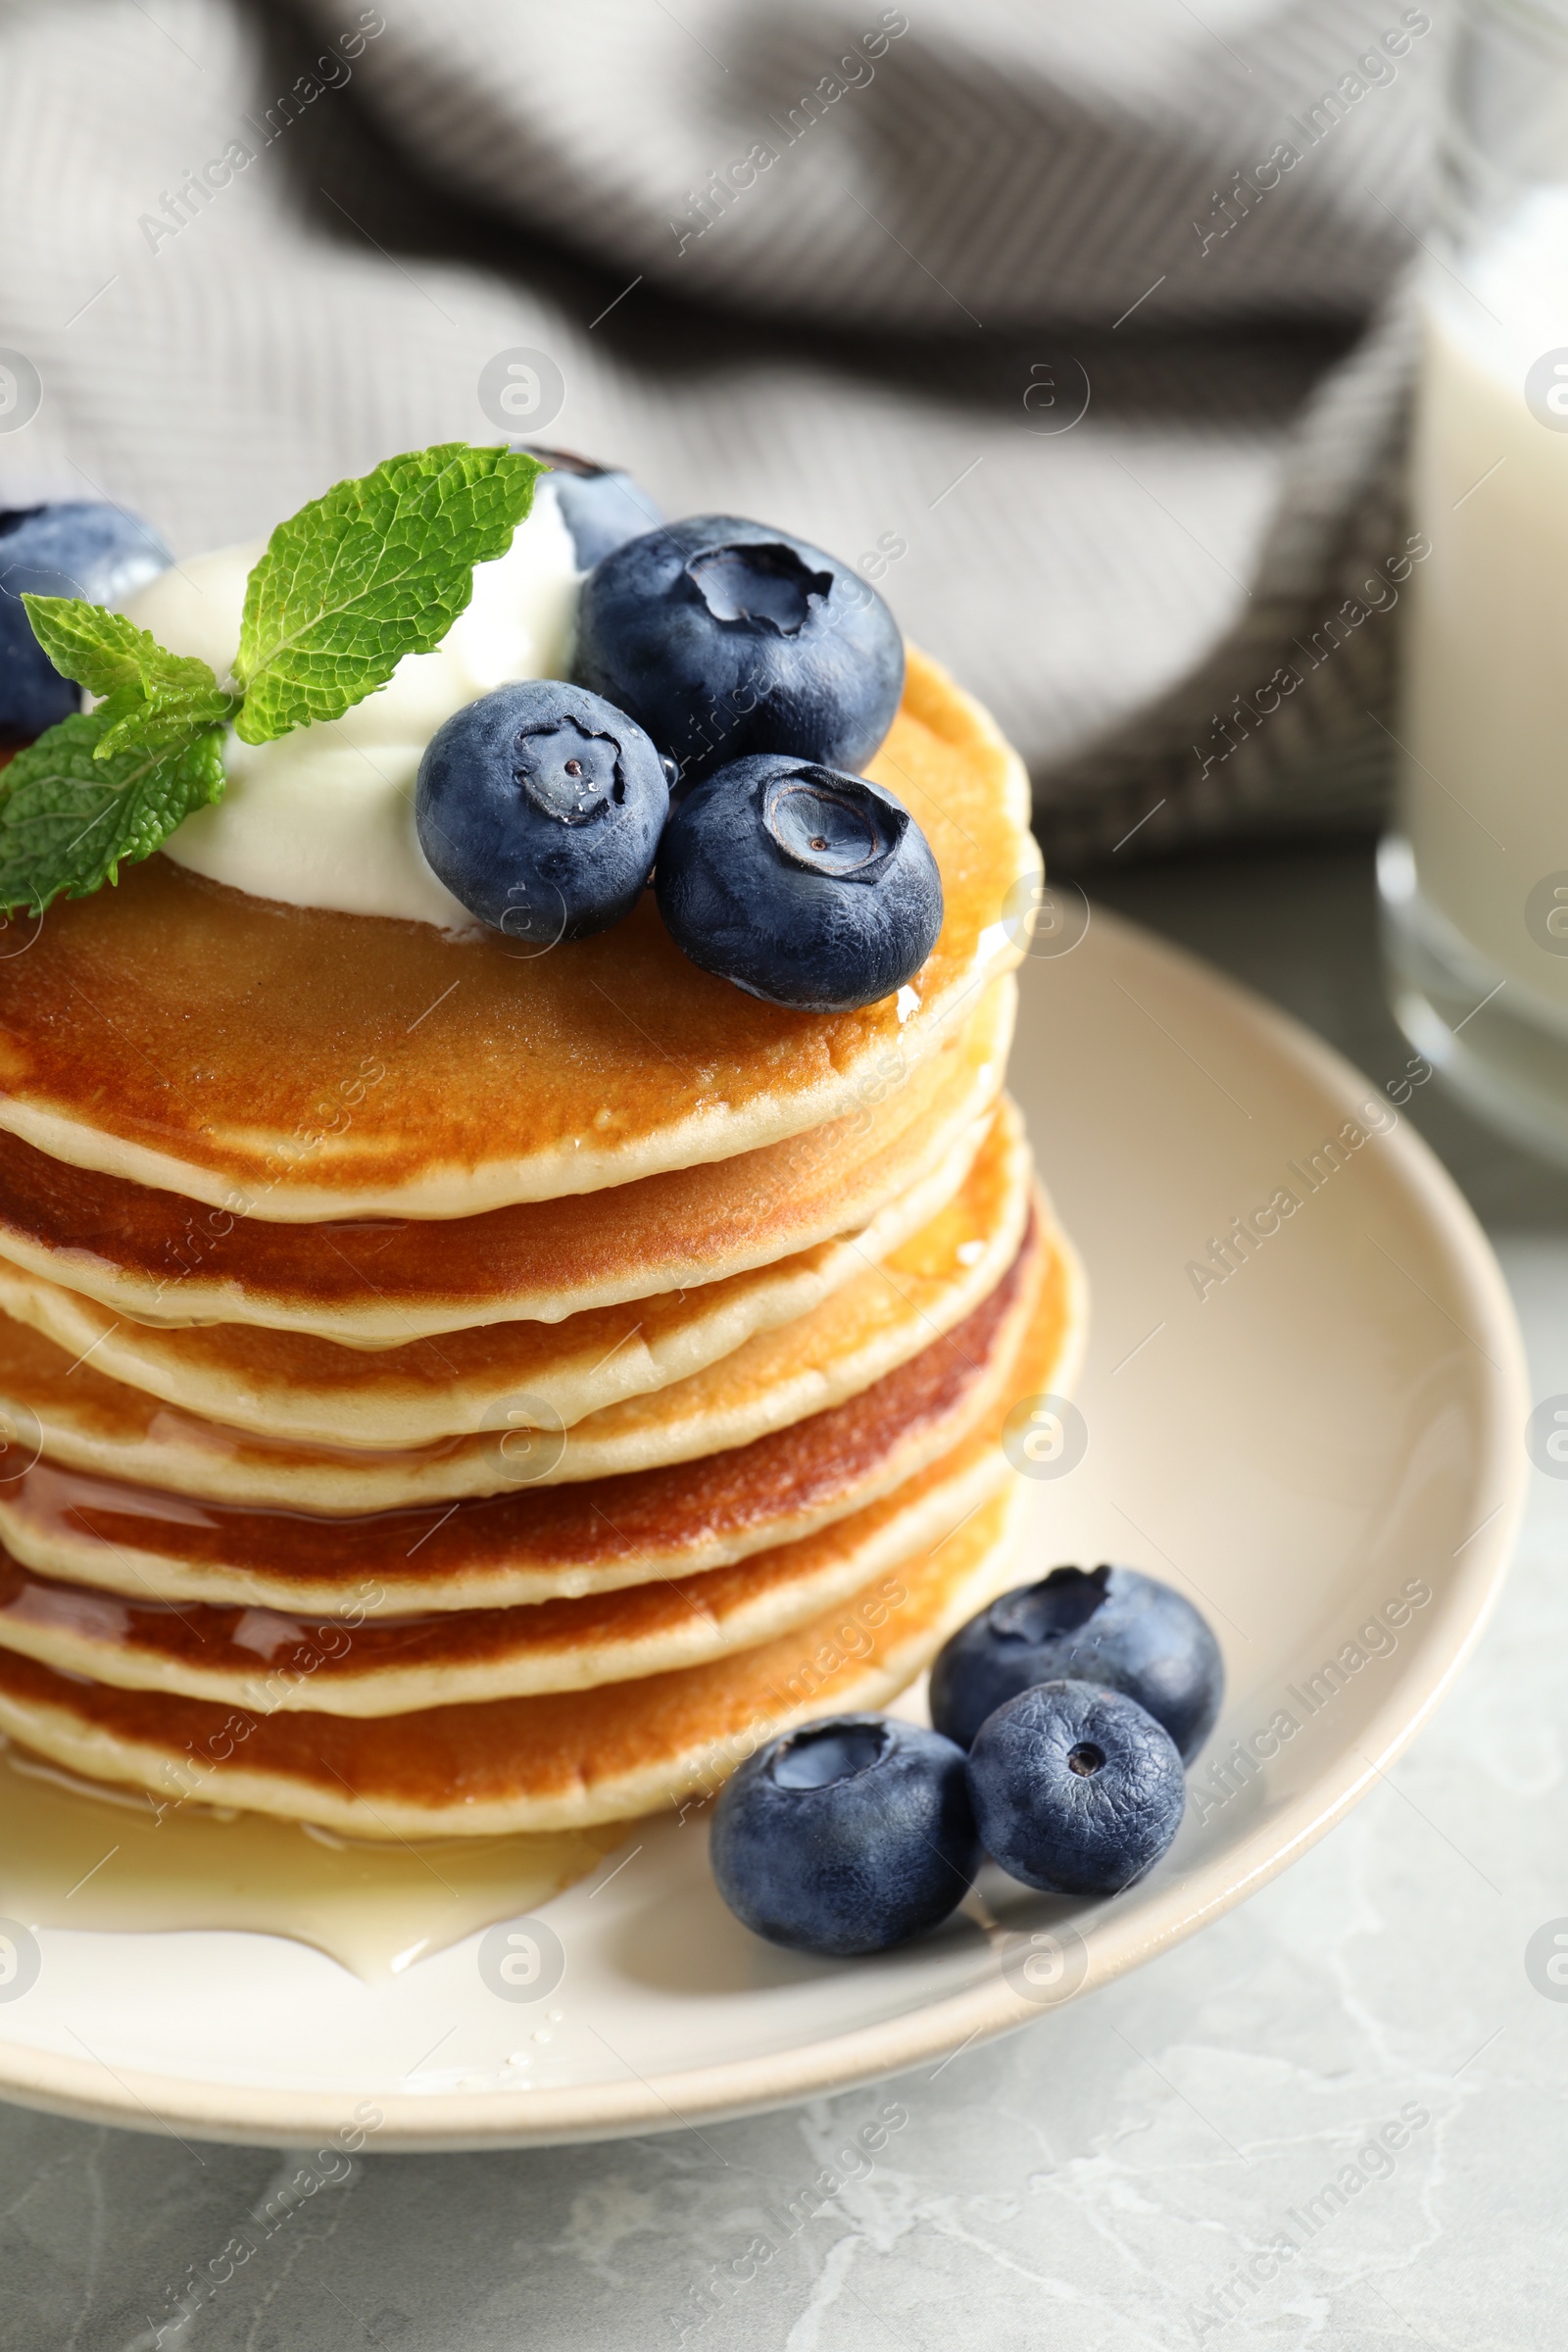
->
{"left": 0, "top": 1145, "right": 1037, "bottom": 1513}
{"left": 0, "top": 1416, "right": 1012, "bottom": 1714}
{"left": 0, "top": 1098, "right": 1008, "bottom": 1447}
{"left": 0, "top": 1206, "right": 1075, "bottom": 1611}
{"left": 0, "top": 652, "right": 1039, "bottom": 1220}
{"left": 0, "top": 977, "right": 1015, "bottom": 1346}
{"left": 0, "top": 1484, "right": 1027, "bottom": 1835}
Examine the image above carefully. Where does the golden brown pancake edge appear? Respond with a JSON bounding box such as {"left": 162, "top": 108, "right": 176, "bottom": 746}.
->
{"left": 0, "top": 1196, "right": 1078, "bottom": 1609}
{"left": 0, "top": 1486, "right": 1030, "bottom": 1835}
{"left": 0, "top": 652, "right": 1039, "bottom": 1219}
{"left": 0, "top": 978, "right": 1015, "bottom": 1342}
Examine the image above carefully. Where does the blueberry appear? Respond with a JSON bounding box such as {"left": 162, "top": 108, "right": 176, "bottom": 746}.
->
{"left": 966, "top": 1681, "right": 1186, "bottom": 1896}
{"left": 0, "top": 502, "right": 172, "bottom": 742}
{"left": 514, "top": 444, "right": 662, "bottom": 569}
{"left": 572, "top": 514, "right": 904, "bottom": 783}
{"left": 656, "top": 755, "right": 943, "bottom": 1010}
{"left": 416, "top": 680, "right": 668, "bottom": 942}
{"left": 930, "top": 1565, "right": 1224, "bottom": 1762}
{"left": 710, "top": 1714, "right": 979, "bottom": 1957}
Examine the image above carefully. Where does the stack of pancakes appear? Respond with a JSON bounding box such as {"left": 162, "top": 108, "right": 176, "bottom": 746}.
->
{"left": 0, "top": 653, "right": 1085, "bottom": 1838}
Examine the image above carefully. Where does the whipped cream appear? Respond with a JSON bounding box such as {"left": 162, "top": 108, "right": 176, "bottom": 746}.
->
{"left": 125, "top": 479, "right": 582, "bottom": 928}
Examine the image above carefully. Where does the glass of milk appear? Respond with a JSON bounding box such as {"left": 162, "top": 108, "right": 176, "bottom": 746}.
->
{"left": 1381, "top": 0, "right": 1568, "bottom": 1155}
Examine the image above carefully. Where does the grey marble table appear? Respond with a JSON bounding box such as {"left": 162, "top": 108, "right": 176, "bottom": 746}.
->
{"left": 5, "top": 840, "right": 1565, "bottom": 2352}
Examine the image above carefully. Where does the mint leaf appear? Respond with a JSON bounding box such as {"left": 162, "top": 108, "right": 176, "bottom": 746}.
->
{"left": 21, "top": 596, "right": 218, "bottom": 703}
{"left": 93, "top": 677, "right": 236, "bottom": 760}
{"left": 1, "top": 441, "right": 544, "bottom": 915}
{"left": 232, "top": 442, "right": 542, "bottom": 744}
{"left": 21, "top": 595, "right": 239, "bottom": 760}
{"left": 0, "top": 706, "right": 226, "bottom": 915}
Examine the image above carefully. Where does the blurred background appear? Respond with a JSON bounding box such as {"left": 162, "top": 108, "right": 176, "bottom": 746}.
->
{"left": 0, "top": 0, "right": 1441, "bottom": 868}
{"left": 20, "top": 11, "right": 1568, "bottom": 2349}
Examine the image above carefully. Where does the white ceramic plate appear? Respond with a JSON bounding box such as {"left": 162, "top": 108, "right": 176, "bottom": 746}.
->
{"left": 0, "top": 908, "right": 1529, "bottom": 2150}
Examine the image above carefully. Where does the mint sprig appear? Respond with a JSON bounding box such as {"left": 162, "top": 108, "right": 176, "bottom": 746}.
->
{"left": 21, "top": 597, "right": 239, "bottom": 760}
{"left": 21, "top": 597, "right": 222, "bottom": 706}
{"left": 0, "top": 441, "right": 543, "bottom": 915}
{"left": 0, "top": 706, "right": 226, "bottom": 914}
{"left": 233, "top": 443, "right": 543, "bottom": 743}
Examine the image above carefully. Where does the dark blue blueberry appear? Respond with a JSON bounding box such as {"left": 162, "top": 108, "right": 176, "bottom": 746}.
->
{"left": 966, "top": 1681, "right": 1186, "bottom": 1896}
{"left": 930, "top": 1565, "right": 1224, "bottom": 1762}
{"left": 656, "top": 754, "right": 943, "bottom": 1011}
{"left": 514, "top": 445, "right": 662, "bottom": 569}
{"left": 572, "top": 514, "right": 904, "bottom": 783}
{"left": 416, "top": 680, "right": 667, "bottom": 943}
{"left": 710, "top": 1714, "right": 979, "bottom": 1957}
{"left": 0, "top": 502, "right": 172, "bottom": 742}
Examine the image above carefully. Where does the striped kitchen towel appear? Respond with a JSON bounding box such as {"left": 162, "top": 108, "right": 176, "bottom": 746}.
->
{"left": 0, "top": 0, "right": 1442, "bottom": 859}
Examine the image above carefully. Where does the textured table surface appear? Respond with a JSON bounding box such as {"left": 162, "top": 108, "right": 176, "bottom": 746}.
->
{"left": 4, "top": 839, "right": 1565, "bottom": 2352}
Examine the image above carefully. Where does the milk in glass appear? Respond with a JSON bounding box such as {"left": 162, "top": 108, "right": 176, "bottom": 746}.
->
{"left": 1383, "top": 0, "right": 1568, "bottom": 1153}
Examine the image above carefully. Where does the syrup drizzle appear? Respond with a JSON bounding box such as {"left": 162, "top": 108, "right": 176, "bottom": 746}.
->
{"left": 0, "top": 1740, "right": 628, "bottom": 1981}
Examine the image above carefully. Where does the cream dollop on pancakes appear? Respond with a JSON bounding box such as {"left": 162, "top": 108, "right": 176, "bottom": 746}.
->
{"left": 0, "top": 655, "right": 1038, "bottom": 1219}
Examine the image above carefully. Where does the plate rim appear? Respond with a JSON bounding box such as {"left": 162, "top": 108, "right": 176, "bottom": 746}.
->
{"left": 0, "top": 906, "right": 1531, "bottom": 2150}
